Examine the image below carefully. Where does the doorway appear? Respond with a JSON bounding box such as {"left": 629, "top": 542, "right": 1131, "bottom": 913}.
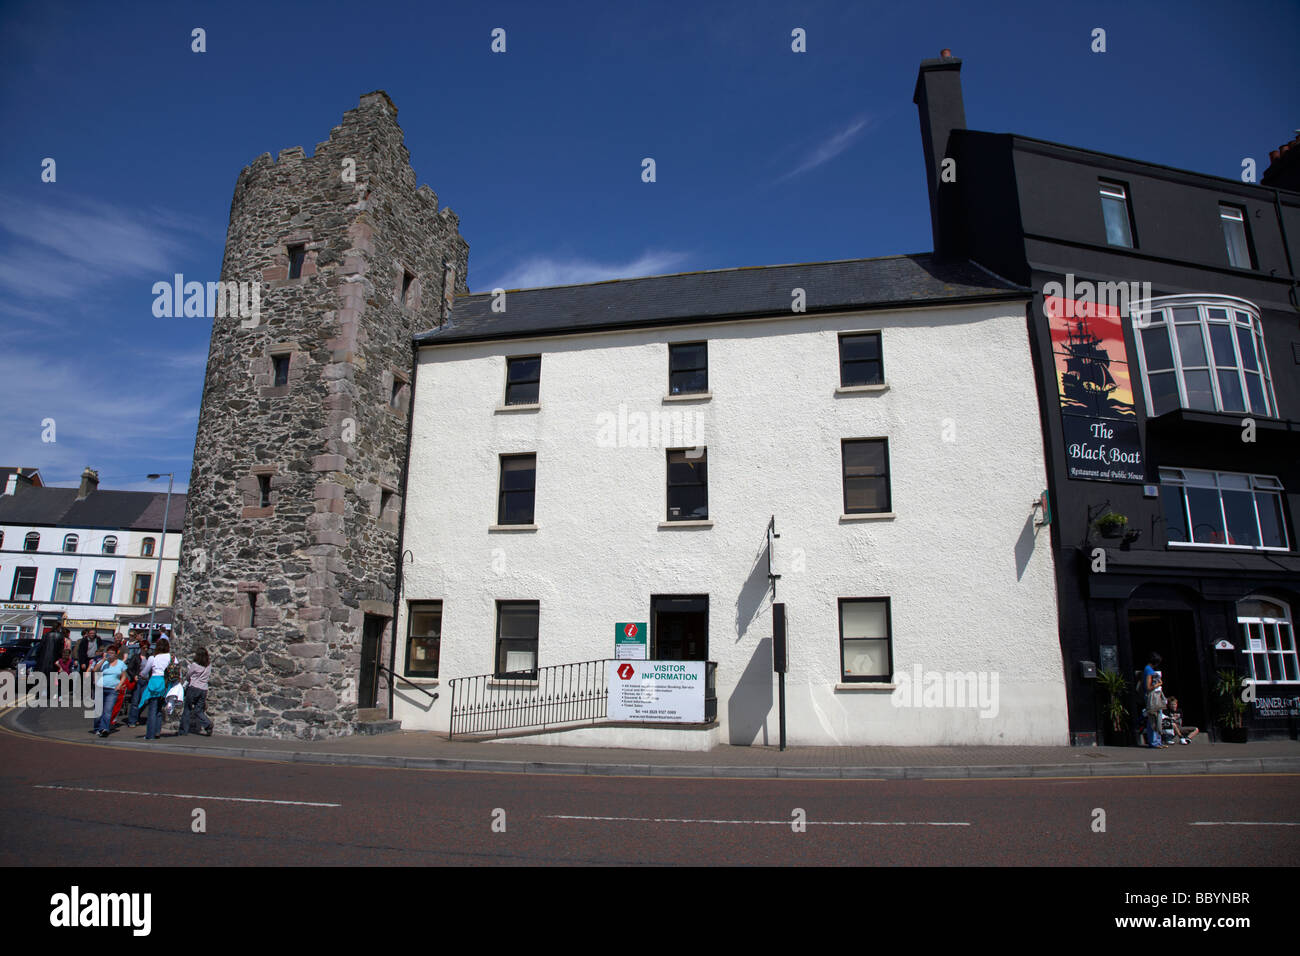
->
{"left": 651, "top": 595, "right": 708, "bottom": 661}
{"left": 359, "top": 614, "right": 385, "bottom": 709}
{"left": 1128, "top": 609, "right": 1206, "bottom": 731}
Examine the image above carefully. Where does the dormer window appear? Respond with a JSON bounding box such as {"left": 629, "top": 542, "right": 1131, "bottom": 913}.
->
{"left": 102, "top": 535, "right": 117, "bottom": 555}
{"left": 141, "top": 537, "right": 156, "bottom": 557}
{"left": 62, "top": 534, "right": 78, "bottom": 552}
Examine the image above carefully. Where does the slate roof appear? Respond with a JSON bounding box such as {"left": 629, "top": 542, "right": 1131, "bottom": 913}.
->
{"left": 415, "top": 253, "right": 1029, "bottom": 345}
{"left": 0, "top": 485, "right": 186, "bottom": 532}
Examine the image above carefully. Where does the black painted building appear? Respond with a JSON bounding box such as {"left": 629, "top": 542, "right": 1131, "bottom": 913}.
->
{"left": 915, "top": 52, "right": 1300, "bottom": 743}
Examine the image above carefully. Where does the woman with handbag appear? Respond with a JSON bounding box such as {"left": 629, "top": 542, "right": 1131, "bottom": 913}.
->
{"left": 1143, "top": 652, "right": 1166, "bottom": 749}
{"left": 138, "top": 637, "right": 173, "bottom": 740}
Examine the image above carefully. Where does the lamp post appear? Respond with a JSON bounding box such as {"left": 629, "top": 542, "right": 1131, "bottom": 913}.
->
{"left": 146, "top": 473, "right": 174, "bottom": 633}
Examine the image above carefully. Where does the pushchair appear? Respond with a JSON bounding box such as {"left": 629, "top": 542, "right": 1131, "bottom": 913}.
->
{"left": 163, "top": 680, "right": 186, "bottom": 726}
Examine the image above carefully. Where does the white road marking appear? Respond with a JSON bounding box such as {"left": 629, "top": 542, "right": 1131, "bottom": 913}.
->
{"left": 547, "top": 814, "right": 968, "bottom": 826}
{"left": 35, "top": 784, "right": 340, "bottom": 808}
{"left": 1190, "top": 821, "right": 1300, "bottom": 826}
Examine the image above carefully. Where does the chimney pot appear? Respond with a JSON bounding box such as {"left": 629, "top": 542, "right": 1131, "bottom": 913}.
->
{"left": 77, "top": 467, "right": 99, "bottom": 500}
{"left": 1271, "top": 149, "right": 1281, "bottom": 162}
{"left": 940, "top": 48, "right": 953, "bottom": 58}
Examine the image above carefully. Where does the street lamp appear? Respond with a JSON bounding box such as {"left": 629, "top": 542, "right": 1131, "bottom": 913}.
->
{"left": 146, "top": 473, "right": 174, "bottom": 633}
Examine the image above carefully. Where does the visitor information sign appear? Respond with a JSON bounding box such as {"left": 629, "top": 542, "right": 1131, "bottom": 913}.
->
{"left": 607, "top": 660, "right": 705, "bottom": 722}
{"left": 614, "top": 622, "right": 648, "bottom": 660}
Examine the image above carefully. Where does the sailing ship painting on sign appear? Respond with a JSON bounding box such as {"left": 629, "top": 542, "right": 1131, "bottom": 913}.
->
{"left": 1045, "top": 294, "right": 1144, "bottom": 483}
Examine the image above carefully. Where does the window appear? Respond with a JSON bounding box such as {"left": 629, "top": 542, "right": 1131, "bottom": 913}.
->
{"left": 666, "top": 448, "right": 708, "bottom": 520}
{"left": 258, "top": 475, "right": 272, "bottom": 509}
{"left": 23, "top": 532, "right": 39, "bottom": 552}
{"left": 11, "top": 568, "right": 37, "bottom": 602}
{"left": 839, "top": 332, "right": 884, "bottom": 386}
{"left": 668, "top": 342, "right": 708, "bottom": 395}
{"left": 141, "top": 537, "right": 156, "bottom": 557}
{"left": 272, "top": 354, "right": 290, "bottom": 387}
{"left": 842, "top": 439, "right": 891, "bottom": 514}
{"left": 1238, "top": 597, "right": 1297, "bottom": 685}
{"left": 1220, "top": 205, "right": 1252, "bottom": 269}
{"left": 405, "top": 601, "right": 442, "bottom": 678}
{"left": 504, "top": 355, "right": 540, "bottom": 406}
{"left": 287, "top": 244, "right": 306, "bottom": 280}
{"left": 132, "top": 573, "right": 152, "bottom": 606}
{"left": 390, "top": 377, "right": 407, "bottom": 409}
{"left": 62, "top": 534, "right": 78, "bottom": 552}
{"left": 1099, "top": 180, "right": 1134, "bottom": 247}
{"left": 379, "top": 489, "right": 395, "bottom": 520}
{"left": 1133, "top": 297, "right": 1276, "bottom": 417}
{"left": 839, "top": 598, "right": 892, "bottom": 682}
{"left": 497, "top": 454, "right": 536, "bottom": 525}
{"left": 401, "top": 270, "right": 415, "bottom": 306}
{"left": 51, "top": 569, "right": 75, "bottom": 603}
{"left": 91, "top": 571, "right": 115, "bottom": 604}
{"left": 1159, "top": 468, "right": 1288, "bottom": 551}
{"left": 102, "top": 535, "right": 117, "bottom": 555}
{"left": 0, "top": 531, "right": 3, "bottom": 549}
{"left": 495, "top": 601, "right": 538, "bottom": 678}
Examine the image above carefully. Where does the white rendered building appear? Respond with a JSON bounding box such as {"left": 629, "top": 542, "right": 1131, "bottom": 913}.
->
{"left": 392, "top": 256, "right": 1070, "bottom": 747}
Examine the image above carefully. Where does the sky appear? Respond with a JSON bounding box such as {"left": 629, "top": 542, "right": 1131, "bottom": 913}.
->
{"left": 1, "top": 0, "right": 1296, "bottom": 492}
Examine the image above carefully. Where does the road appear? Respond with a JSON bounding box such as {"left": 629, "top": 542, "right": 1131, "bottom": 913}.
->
{"left": 3, "top": 724, "right": 1298, "bottom": 867}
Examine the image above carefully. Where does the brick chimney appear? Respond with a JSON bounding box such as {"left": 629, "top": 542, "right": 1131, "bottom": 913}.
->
{"left": 914, "top": 49, "right": 966, "bottom": 259}
{"left": 1261, "top": 130, "right": 1300, "bottom": 191}
{"left": 77, "top": 467, "right": 99, "bottom": 500}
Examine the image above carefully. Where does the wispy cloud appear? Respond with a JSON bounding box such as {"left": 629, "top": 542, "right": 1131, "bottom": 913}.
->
{"left": 0, "top": 193, "right": 197, "bottom": 302}
{"left": 775, "top": 114, "right": 874, "bottom": 183}
{"left": 487, "top": 250, "right": 692, "bottom": 291}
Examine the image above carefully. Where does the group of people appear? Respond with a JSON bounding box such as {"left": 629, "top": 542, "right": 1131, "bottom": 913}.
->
{"left": 1141, "top": 652, "right": 1199, "bottom": 748}
{"left": 35, "top": 624, "right": 214, "bottom": 741}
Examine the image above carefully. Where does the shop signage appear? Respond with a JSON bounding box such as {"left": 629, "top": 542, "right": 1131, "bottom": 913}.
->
{"left": 63, "top": 620, "right": 117, "bottom": 630}
{"left": 2, "top": 604, "right": 37, "bottom": 612}
{"left": 614, "top": 622, "right": 648, "bottom": 660}
{"left": 607, "top": 660, "right": 704, "bottom": 723}
{"left": 1252, "top": 696, "right": 1300, "bottom": 719}
{"left": 1247, "top": 638, "right": 1265, "bottom": 653}
{"left": 1046, "top": 293, "right": 1143, "bottom": 483}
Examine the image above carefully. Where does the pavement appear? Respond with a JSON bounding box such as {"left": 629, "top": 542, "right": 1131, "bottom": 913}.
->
{"left": 7, "top": 703, "right": 1300, "bottom": 780}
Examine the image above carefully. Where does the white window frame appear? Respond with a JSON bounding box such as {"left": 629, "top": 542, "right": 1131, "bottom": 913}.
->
{"left": 1132, "top": 295, "right": 1276, "bottom": 418}
{"left": 91, "top": 570, "right": 115, "bottom": 605}
{"left": 1219, "top": 205, "right": 1252, "bottom": 269}
{"left": 51, "top": 569, "right": 76, "bottom": 603}
{"left": 1159, "top": 467, "right": 1289, "bottom": 552}
{"left": 102, "top": 535, "right": 117, "bottom": 555}
{"left": 62, "top": 534, "right": 78, "bottom": 552}
{"left": 1237, "top": 597, "right": 1297, "bottom": 685}
{"left": 1099, "top": 180, "right": 1134, "bottom": 247}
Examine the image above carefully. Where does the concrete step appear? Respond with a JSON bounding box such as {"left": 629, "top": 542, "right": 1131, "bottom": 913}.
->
{"left": 356, "top": 707, "right": 401, "bottom": 735}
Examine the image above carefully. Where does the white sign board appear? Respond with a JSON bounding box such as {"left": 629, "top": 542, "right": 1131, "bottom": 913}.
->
{"left": 1248, "top": 638, "right": 1265, "bottom": 653}
{"left": 607, "top": 660, "right": 705, "bottom": 723}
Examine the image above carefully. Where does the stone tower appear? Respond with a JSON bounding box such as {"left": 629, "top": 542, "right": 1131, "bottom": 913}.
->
{"left": 175, "top": 92, "right": 469, "bottom": 738}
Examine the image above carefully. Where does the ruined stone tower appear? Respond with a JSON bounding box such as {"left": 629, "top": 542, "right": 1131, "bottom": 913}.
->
{"left": 175, "top": 92, "right": 468, "bottom": 738}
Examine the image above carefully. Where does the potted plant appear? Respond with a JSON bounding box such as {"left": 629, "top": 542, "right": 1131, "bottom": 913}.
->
{"left": 1093, "top": 512, "right": 1129, "bottom": 539}
{"left": 1214, "top": 668, "right": 1249, "bottom": 743}
{"left": 1097, "top": 669, "right": 1129, "bottom": 745}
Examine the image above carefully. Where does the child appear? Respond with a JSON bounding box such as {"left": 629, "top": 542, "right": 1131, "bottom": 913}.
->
{"left": 1167, "top": 696, "right": 1199, "bottom": 744}
{"left": 179, "top": 646, "right": 213, "bottom": 736}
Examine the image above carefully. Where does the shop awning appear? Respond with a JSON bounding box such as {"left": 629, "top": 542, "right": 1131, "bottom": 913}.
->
{"left": 0, "top": 609, "right": 39, "bottom": 629}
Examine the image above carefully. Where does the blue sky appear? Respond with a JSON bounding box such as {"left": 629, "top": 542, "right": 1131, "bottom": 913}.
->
{"left": 1, "top": 0, "right": 1296, "bottom": 491}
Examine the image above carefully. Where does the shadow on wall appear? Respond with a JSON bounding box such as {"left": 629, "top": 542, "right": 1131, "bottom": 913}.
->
{"left": 1014, "top": 511, "right": 1037, "bottom": 581}
{"left": 727, "top": 637, "right": 774, "bottom": 746}
{"left": 734, "top": 535, "right": 770, "bottom": 641}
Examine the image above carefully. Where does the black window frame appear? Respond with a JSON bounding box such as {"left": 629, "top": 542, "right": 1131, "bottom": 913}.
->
{"left": 668, "top": 341, "right": 708, "bottom": 395}
{"left": 287, "top": 244, "right": 306, "bottom": 280}
{"left": 11, "top": 567, "right": 37, "bottom": 602}
{"left": 838, "top": 332, "right": 884, "bottom": 387}
{"left": 666, "top": 447, "right": 708, "bottom": 521}
{"left": 494, "top": 600, "right": 539, "bottom": 679}
{"left": 841, "top": 438, "right": 892, "bottom": 515}
{"left": 1098, "top": 179, "right": 1136, "bottom": 248}
{"left": 258, "top": 475, "right": 272, "bottom": 509}
{"left": 23, "top": 532, "right": 39, "bottom": 552}
{"left": 504, "top": 355, "right": 541, "bottom": 406}
{"left": 1219, "top": 203, "right": 1255, "bottom": 270}
{"left": 497, "top": 453, "right": 537, "bottom": 525}
{"left": 272, "top": 354, "right": 290, "bottom": 387}
{"left": 405, "top": 600, "right": 443, "bottom": 678}
{"left": 838, "top": 596, "right": 893, "bottom": 683}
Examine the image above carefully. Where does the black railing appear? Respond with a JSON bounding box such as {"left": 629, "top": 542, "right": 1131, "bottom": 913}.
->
{"left": 449, "top": 659, "right": 611, "bottom": 739}
{"left": 378, "top": 665, "right": 439, "bottom": 703}
{"left": 448, "top": 658, "right": 720, "bottom": 739}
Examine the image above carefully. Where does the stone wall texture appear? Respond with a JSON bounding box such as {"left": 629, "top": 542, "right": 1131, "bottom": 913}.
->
{"left": 174, "top": 92, "right": 469, "bottom": 738}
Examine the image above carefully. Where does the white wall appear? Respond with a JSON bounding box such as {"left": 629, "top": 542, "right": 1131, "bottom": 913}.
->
{"left": 394, "top": 301, "right": 1070, "bottom": 746}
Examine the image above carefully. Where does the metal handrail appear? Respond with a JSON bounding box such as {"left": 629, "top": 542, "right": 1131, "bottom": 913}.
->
{"left": 378, "top": 664, "right": 439, "bottom": 703}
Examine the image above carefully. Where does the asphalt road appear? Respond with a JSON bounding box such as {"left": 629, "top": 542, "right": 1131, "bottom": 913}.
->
{"left": 3, "top": 725, "right": 1299, "bottom": 867}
